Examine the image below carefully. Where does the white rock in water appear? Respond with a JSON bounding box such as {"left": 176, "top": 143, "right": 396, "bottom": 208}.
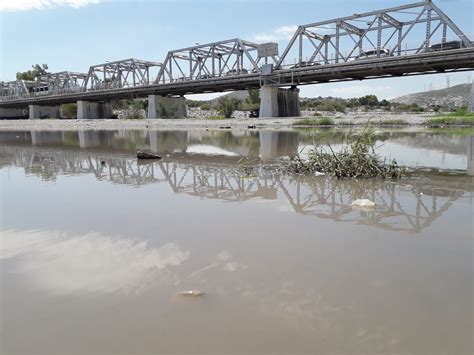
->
{"left": 315, "top": 171, "right": 325, "bottom": 176}
{"left": 351, "top": 199, "right": 376, "bottom": 208}
{"left": 178, "top": 290, "right": 204, "bottom": 297}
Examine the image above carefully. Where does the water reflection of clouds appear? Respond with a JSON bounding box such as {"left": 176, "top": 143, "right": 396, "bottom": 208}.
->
{"left": 0, "top": 230, "right": 190, "bottom": 295}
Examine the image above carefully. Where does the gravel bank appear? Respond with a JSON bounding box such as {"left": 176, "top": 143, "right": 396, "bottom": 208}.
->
{"left": 0, "top": 114, "right": 435, "bottom": 131}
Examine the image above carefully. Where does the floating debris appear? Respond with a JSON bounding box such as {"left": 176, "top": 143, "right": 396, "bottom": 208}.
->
{"left": 351, "top": 199, "right": 376, "bottom": 208}
{"left": 178, "top": 290, "right": 204, "bottom": 297}
{"left": 136, "top": 151, "right": 161, "bottom": 160}
{"left": 247, "top": 125, "right": 256, "bottom": 129}
{"left": 219, "top": 126, "right": 232, "bottom": 129}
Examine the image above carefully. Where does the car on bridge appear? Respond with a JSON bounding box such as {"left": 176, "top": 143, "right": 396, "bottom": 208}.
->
{"left": 354, "top": 49, "right": 393, "bottom": 60}
{"left": 429, "top": 40, "right": 463, "bottom": 52}
{"left": 290, "top": 61, "right": 320, "bottom": 69}
{"left": 226, "top": 69, "right": 249, "bottom": 76}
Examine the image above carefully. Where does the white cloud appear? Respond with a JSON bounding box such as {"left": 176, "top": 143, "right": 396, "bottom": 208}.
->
{"left": 1, "top": 229, "right": 190, "bottom": 295}
{"left": 253, "top": 24, "right": 333, "bottom": 43}
{"left": 0, "top": 0, "right": 100, "bottom": 11}
{"left": 253, "top": 25, "right": 299, "bottom": 43}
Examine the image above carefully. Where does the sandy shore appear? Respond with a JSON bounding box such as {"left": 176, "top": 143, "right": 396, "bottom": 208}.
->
{"left": 0, "top": 114, "right": 435, "bottom": 131}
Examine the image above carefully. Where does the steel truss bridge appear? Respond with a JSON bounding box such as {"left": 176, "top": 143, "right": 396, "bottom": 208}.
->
{"left": 0, "top": 0, "right": 473, "bottom": 108}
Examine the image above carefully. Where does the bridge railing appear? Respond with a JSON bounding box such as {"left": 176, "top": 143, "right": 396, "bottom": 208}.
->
{"left": 153, "top": 38, "right": 279, "bottom": 84}
{"left": 275, "top": 1, "right": 472, "bottom": 69}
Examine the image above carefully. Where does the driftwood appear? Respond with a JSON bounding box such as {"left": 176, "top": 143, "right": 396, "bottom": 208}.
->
{"left": 136, "top": 151, "right": 161, "bottom": 160}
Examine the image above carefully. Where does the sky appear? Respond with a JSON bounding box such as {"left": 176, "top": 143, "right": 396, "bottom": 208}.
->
{"left": 0, "top": 0, "right": 473, "bottom": 100}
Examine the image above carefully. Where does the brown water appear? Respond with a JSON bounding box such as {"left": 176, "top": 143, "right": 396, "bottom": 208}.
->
{"left": 1, "top": 129, "right": 473, "bottom": 355}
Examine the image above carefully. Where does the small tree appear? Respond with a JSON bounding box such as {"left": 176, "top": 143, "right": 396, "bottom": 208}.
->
{"left": 16, "top": 64, "right": 49, "bottom": 81}
{"left": 158, "top": 102, "right": 178, "bottom": 118}
{"left": 245, "top": 89, "right": 260, "bottom": 117}
{"left": 61, "top": 103, "right": 77, "bottom": 118}
{"left": 358, "top": 95, "right": 379, "bottom": 107}
{"left": 217, "top": 96, "right": 241, "bottom": 118}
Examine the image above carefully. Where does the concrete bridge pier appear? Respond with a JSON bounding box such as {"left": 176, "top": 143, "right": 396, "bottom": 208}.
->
{"left": 29, "top": 105, "right": 61, "bottom": 119}
{"left": 259, "top": 85, "right": 300, "bottom": 118}
{"left": 77, "top": 101, "right": 113, "bottom": 119}
{"left": 147, "top": 95, "right": 187, "bottom": 119}
{"left": 0, "top": 107, "right": 28, "bottom": 119}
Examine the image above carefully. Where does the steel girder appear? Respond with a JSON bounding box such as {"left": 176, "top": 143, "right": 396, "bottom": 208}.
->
{"left": 0, "top": 80, "right": 34, "bottom": 101}
{"left": 0, "top": 1, "right": 472, "bottom": 104}
{"left": 34, "top": 71, "right": 87, "bottom": 96}
{"left": 276, "top": 0, "right": 473, "bottom": 69}
{"left": 154, "top": 38, "right": 278, "bottom": 83}
{"left": 83, "top": 58, "right": 163, "bottom": 91}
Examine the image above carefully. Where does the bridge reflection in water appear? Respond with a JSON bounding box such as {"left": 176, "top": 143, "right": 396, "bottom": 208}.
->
{"left": 1, "top": 129, "right": 472, "bottom": 234}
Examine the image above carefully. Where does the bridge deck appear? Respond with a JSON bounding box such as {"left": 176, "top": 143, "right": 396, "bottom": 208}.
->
{"left": 1, "top": 48, "right": 473, "bottom": 108}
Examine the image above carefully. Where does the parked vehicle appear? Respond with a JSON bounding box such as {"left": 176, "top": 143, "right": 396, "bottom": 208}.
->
{"left": 226, "top": 69, "right": 249, "bottom": 76}
{"left": 354, "top": 48, "right": 393, "bottom": 60}
{"left": 429, "top": 40, "right": 463, "bottom": 52}
{"left": 290, "top": 61, "right": 320, "bottom": 69}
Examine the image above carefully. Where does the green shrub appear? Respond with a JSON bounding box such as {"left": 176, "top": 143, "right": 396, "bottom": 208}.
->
{"left": 293, "top": 117, "right": 335, "bottom": 126}
{"left": 217, "top": 96, "right": 241, "bottom": 118}
{"left": 426, "top": 115, "right": 474, "bottom": 127}
{"left": 61, "top": 103, "right": 77, "bottom": 118}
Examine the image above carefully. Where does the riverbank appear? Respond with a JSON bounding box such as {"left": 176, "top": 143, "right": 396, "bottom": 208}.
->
{"left": 0, "top": 113, "right": 472, "bottom": 131}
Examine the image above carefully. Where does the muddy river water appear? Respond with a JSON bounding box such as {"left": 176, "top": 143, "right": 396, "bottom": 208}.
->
{"left": 1, "top": 128, "right": 473, "bottom": 354}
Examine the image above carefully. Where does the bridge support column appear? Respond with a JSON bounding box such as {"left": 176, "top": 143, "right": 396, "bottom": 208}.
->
{"left": 148, "top": 95, "right": 187, "bottom": 119}
{"left": 77, "top": 101, "right": 113, "bottom": 119}
{"left": 29, "top": 105, "right": 61, "bottom": 119}
{"left": 468, "top": 80, "right": 474, "bottom": 113}
{"left": 0, "top": 107, "right": 28, "bottom": 119}
{"left": 259, "top": 85, "right": 300, "bottom": 118}
{"left": 259, "top": 86, "right": 279, "bottom": 118}
{"left": 278, "top": 86, "right": 300, "bottom": 117}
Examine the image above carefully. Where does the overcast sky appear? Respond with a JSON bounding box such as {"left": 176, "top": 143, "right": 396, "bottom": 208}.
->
{"left": 1, "top": 0, "right": 473, "bottom": 100}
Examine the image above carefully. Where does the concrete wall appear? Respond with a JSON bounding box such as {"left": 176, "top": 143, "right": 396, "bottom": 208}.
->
{"left": 77, "top": 101, "right": 113, "bottom": 119}
{"left": 278, "top": 87, "right": 300, "bottom": 117}
{"left": 0, "top": 107, "right": 28, "bottom": 119}
{"left": 29, "top": 105, "right": 61, "bottom": 119}
{"left": 259, "top": 86, "right": 300, "bottom": 118}
{"left": 259, "top": 86, "right": 279, "bottom": 118}
{"left": 148, "top": 95, "right": 187, "bottom": 119}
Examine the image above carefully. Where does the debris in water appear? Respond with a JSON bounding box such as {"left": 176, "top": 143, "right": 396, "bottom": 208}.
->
{"left": 351, "top": 199, "right": 376, "bottom": 208}
{"left": 178, "top": 290, "right": 204, "bottom": 297}
{"left": 247, "top": 125, "right": 256, "bottom": 129}
{"left": 136, "top": 151, "right": 161, "bottom": 160}
{"left": 219, "top": 126, "right": 231, "bottom": 129}
{"left": 315, "top": 171, "right": 325, "bottom": 176}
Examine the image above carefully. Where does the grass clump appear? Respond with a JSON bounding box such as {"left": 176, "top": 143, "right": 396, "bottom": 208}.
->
{"left": 289, "top": 128, "right": 403, "bottom": 179}
{"left": 371, "top": 119, "right": 409, "bottom": 126}
{"left": 293, "top": 117, "right": 335, "bottom": 126}
{"left": 207, "top": 116, "right": 227, "bottom": 120}
{"left": 426, "top": 109, "right": 474, "bottom": 127}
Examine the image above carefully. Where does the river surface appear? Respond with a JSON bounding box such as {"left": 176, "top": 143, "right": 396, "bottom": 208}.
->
{"left": 1, "top": 128, "right": 473, "bottom": 355}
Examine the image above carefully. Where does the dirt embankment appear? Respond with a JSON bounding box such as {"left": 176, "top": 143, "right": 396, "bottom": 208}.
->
{"left": 0, "top": 113, "right": 441, "bottom": 131}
